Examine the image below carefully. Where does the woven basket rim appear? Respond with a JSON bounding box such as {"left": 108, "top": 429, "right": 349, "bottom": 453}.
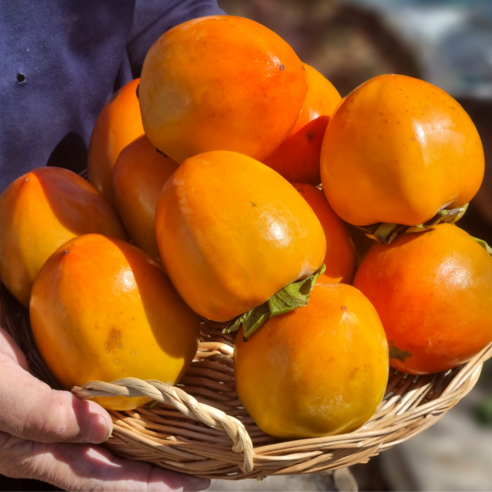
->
{"left": 1, "top": 283, "right": 491, "bottom": 479}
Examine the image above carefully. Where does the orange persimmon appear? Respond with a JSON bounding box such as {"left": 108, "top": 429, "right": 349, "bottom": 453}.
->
{"left": 235, "top": 283, "right": 389, "bottom": 438}
{"left": 30, "top": 234, "right": 200, "bottom": 411}
{"left": 0, "top": 168, "right": 127, "bottom": 307}
{"left": 263, "top": 64, "right": 341, "bottom": 185}
{"left": 155, "top": 151, "right": 326, "bottom": 322}
{"left": 321, "top": 74, "right": 484, "bottom": 226}
{"left": 293, "top": 183, "right": 356, "bottom": 284}
{"left": 139, "top": 16, "right": 308, "bottom": 163}
{"left": 113, "top": 135, "right": 179, "bottom": 259}
{"left": 353, "top": 224, "right": 492, "bottom": 374}
{"left": 88, "top": 78, "right": 144, "bottom": 206}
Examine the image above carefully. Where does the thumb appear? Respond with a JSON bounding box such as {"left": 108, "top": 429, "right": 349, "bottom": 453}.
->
{"left": 0, "top": 330, "right": 112, "bottom": 443}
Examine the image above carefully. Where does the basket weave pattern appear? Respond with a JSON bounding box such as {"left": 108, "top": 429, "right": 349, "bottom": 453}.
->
{"left": 1, "top": 284, "right": 491, "bottom": 480}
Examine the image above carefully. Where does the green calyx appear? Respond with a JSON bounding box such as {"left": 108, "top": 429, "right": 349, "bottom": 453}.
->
{"left": 224, "top": 264, "right": 326, "bottom": 340}
{"left": 359, "top": 203, "right": 469, "bottom": 245}
{"left": 473, "top": 236, "right": 492, "bottom": 256}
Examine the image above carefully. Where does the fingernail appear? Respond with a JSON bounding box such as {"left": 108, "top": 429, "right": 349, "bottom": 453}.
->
{"left": 88, "top": 412, "right": 112, "bottom": 443}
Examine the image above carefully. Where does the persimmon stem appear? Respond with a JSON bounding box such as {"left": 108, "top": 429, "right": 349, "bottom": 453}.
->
{"left": 224, "top": 264, "right": 326, "bottom": 339}
{"left": 358, "top": 203, "right": 469, "bottom": 245}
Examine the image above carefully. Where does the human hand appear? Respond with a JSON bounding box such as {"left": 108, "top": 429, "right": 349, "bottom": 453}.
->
{"left": 0, "top": 327, "right": 210, "bottom": 491}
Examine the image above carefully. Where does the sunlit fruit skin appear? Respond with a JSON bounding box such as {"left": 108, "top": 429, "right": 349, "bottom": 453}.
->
{"left": 155, "top": 151, "right": 326, "bottom": 322}
{"left": 235, "top": 283, "right": 389, "bottom": 439}
{"left": 293, "top": 183, "right": 356, "bottom": 284}
{"left": 113, "top": 135, "right": 179, "bottom": 259}
{"left": 139, "top": 16, "right": 308, "bottom": 164}
{"left": 263, "top": 64, "right": 341, "bottom": 185}
{"left": 320, "top": 74, "right": 484, "bottom": 226}
{"left": 353, "top": 224, "right": 492, "bottom": 375}
{"left": 0, "top": 168, "right": 127, "bottom": 307}
{"left": 88, "top": 78, "right": 144, "bottom": 207}
{"left": 30, "top": 234, "right": 200, "bottom": 411}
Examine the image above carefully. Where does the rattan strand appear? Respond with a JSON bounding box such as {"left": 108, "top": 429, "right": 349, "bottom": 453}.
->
{"left": 1, "top": 283, "right": 491, "bottom": 480}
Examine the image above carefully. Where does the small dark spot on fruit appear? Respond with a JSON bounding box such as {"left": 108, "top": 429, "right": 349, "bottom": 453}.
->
{"left": 64, "top": 250, "right": 69, "bottom": 254}
{"left": 252, "top": 202, "right": 256, "bottom": 207}
{"left": 16, "top": 73, "right": 26, "bottom": 85}
{"left": 279, "top": 64, "right": 285, "bottom": 70}
{"left": 307, "top": 133, "right": 314, "bottom": 140}
{"left": 342, "top": 305, "right": 347, "bottom": 311}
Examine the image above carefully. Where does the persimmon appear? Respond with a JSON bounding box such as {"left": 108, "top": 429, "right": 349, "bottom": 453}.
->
{"left": 353, "top": 224, "right": 492, "bottom": 374}
{"left": 88, "top": 78, "right": 144, "bottom": 207}
{"left": 155, "top": 151, "right": 326, "bottom": 323}
{"left": 263, "top": 64, "right": 341, "bottom": 185}
{"left": 113, "top": 135, "right": 179, "bottom": 259}
{"left": 0, "top": 167, "right": 127, "bottom": 307}
{"left": 139, "top": 16, "right": 308, "bottom": 164}
{"left": 321, "top": 74, "right": 484, "bottom": 227}
{"left": 293, "top": 183, "right": 356, "bottom": 284}
{"left": 235, "top": 283, "right": 389, "bottom": 439}
{"left": 30, "top": 234, "right": 200, "bottom": 411}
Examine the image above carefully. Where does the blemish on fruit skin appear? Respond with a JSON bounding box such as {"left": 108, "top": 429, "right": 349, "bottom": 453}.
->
{"left": 114, "top": 360, "right": 119, "bottom": 364}
{"left": 252, "top": 202, "right": 256, "bottom": 207}
{"left": 342, "top": 306, "right": 347, "bottom": 311}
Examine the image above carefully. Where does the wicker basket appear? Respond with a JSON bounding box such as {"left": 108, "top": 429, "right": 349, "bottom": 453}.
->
{"left": 1, "top": 283, "right": 491, "bottom": 480}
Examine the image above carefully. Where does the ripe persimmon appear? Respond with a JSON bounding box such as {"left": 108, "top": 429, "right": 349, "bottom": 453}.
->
{"left": 155, "top": 151, "right": 326, "bottom": 323}
{"left": 139, "top": 16, "right": 308, "bottom": 163}
{"left": 353, "top": 224, "right": 492, "bottom": 374}
{"left": 113, "top": 135, "right": 179, "bottom": 259}
{"left": 30, "top": 234, "right": 200, "bottom": 411}
{"left": 293, "top": 183, "right": 356, "bottom": 284}
{"left": 263, "top": 64, "right": 341, "bottom": 185}
{"left": 0, "top": 168, "right": 127, "bottom": 307}
{"left": 321, "top": 74, "right": 484, "bottom": 227}
{"left": 235, "top": 283, "right": 389, "bottom": 438}
{"left": 88, "top": 78, "right": 144, "bottom": 207}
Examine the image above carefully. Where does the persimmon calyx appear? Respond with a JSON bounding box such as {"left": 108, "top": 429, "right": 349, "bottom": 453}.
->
{"left": 359, "top": 203, "right": 468, "bottom": 245}
{"left": 473, "top": 236, "right": 492, "bottom": 256}
{"left": 224, "top": 263, "right": 326, "bottom": 340}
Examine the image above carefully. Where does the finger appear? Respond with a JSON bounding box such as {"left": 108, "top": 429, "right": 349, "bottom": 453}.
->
{"left": 0, "top": 327, "right": 29, "bottom": 371}
{"left": 0, "top": 342, "right": 112, "bottom": 443}
{"left": 0, "top": 433, "right": 210, "bottom": 492}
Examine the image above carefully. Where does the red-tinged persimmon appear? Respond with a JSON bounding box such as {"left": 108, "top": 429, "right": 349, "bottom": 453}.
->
{"left": 354, "top": 224, "right": 492, "bottom": 374}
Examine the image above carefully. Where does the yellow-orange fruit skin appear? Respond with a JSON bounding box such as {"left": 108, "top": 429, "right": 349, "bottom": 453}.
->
{"left": 0, "top": 167, "right": 127, "bottom": 307}
{"left": 353, "top": 224, "right": 492, "bottom": 374}
{"left": 263, "top": 64, "right": 341, "bottom": 185}
{"left": 321, "top": 74, "right": 484, "bottom": 226}
{"left": 88, "top": 79, "right": 144, "bottom": 207}
{"left": 113, "top": 135, "right": 179, "bottom": 259}
{"left": 139, "top": 16, "right": 308, "bottom": 163}
{"left": 30, "top": 234, "right": 200, "bottom": 411}
{"left": 155, "top": 151, "right": 326, "bottom": 322}
{"left": 235, "top": 283, "right": 389, "bottom": 439}
{"left": 293, "top": 183, "right": 356, "bottom": 284}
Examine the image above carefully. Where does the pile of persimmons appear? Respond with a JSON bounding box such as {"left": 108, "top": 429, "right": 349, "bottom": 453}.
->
{"left": 1, "top": 16, "right": 491, "bottom": 439}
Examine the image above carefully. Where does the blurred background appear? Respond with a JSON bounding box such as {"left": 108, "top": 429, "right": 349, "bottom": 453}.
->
{"left": 211, "top": 0, "right": 492, "bottom": 490}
